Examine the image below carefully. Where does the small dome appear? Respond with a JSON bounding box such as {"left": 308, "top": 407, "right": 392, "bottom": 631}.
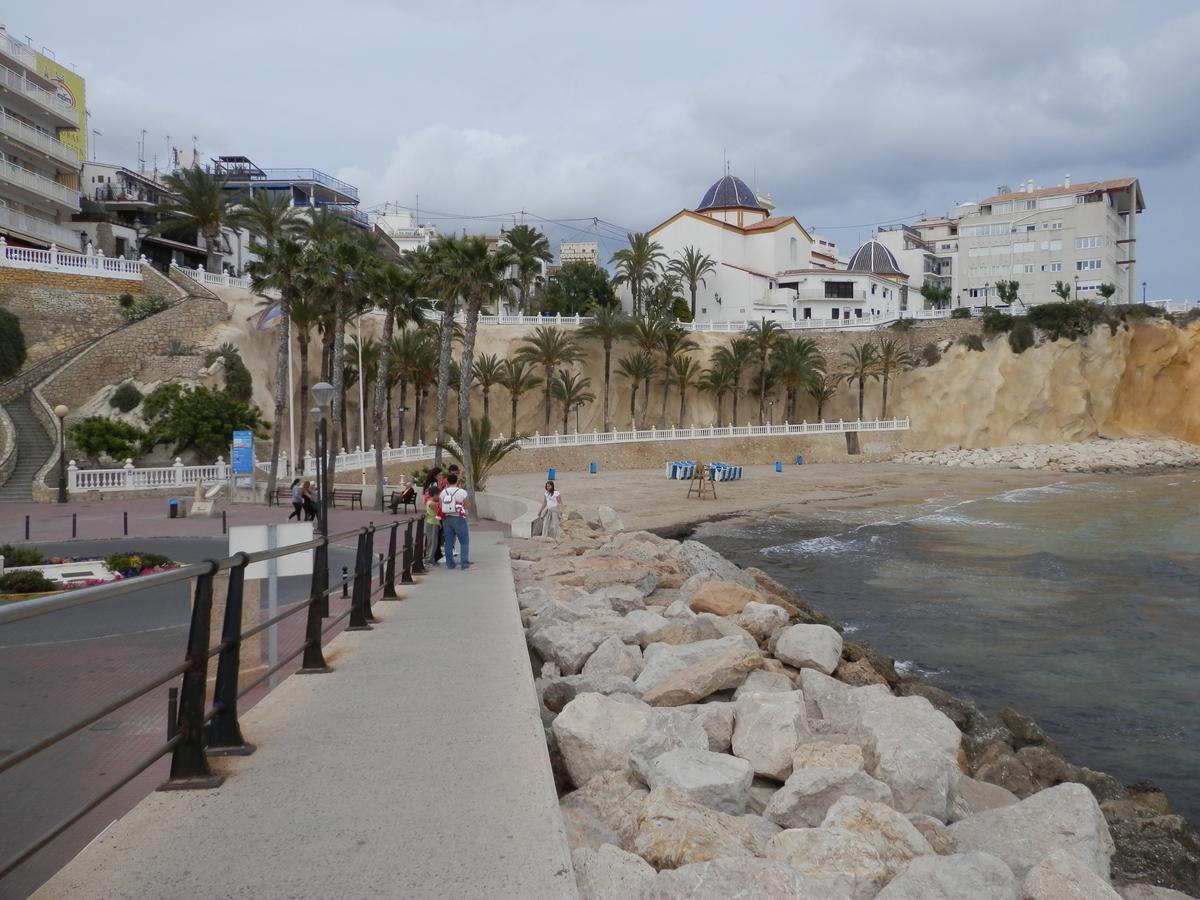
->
{"left": 697, "top": 174, "right": 764, "bottom": 212}
{"left": 847, "top": 239, "right": 903, "bottom": 275}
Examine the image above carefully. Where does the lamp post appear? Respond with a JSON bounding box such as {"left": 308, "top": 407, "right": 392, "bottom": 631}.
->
{"left": 1074, "top": 275, "right": 1079, "bottom": 301}
{"left": 1142, "top": 281, "right": 1147, "bottom": 308}
{"left": 767, "top": 399, "right": 776, "bottom": 427}
{"left": 311, "top": 381, "right": 335, "bottom": 538}
{"left": 54, "top": 404, "right": 68, "bottom": 503}
{"left": 983, "top": 282, "right": 991, "bottom": 309}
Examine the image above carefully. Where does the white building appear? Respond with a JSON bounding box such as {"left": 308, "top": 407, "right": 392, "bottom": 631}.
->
{"left": 559, "top": 240, "right": 598, "bottom": 265}
{"left": 0, "top": 28, "right": 84, "bottom": 248}
{"left": 638, "top": 174, "right": 904, "bottom": 325}
{"left": 874, "top": 223, "right": 953, "bottom": 307}
{"left": 374, "top": 209, "right": 437, "bottom": 254}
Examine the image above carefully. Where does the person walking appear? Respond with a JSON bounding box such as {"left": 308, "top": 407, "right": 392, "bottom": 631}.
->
{"left": 287, "top": 478, "right": 303, "bottom": 521}
{"left": 537, "top": 479, "right": 564, "bottom": 540}
{"left": 422, "top": 481, "right": 441, "bottom": 567}
{"left": 301, "top": 481, "right": 317, "bottom": 522}
{"left": 439, "top": 472, "right": 471, "bottom": 571}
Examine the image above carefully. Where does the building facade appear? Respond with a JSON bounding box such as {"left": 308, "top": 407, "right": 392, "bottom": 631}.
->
{"left": 0, "top": 27, "right": 84, "bottom": 248}
{"left": 874, "top": 223, "right": 952, "bottom": 307}
{"left": 373, "top": 208, "right": 437, "bottom": 254}
{"left": 559, "top": 241, "right": 598, "bottom": 266}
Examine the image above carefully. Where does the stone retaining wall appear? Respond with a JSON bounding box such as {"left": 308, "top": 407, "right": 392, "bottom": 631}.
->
{"left": 138, "top": 354, "right": 205, "bottom": 384}
{"left": 0, "top": 278, "right": 129, "bottom": 364}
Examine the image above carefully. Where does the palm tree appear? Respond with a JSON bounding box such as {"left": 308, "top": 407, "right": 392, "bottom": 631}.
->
{"left": 153, "top": 166, "right": 241, "bottom": 273}
{"left": 287, "top": 292, "right": 324, "bottom": 463}
{"left": 1053, "top": 280, "right": 1073, "bottom": 302}
{"left": 806, "top": 373, "right": 839, "bottom": 422}
{"left": 611, "top": 233, "right": 666, "bottom": 317}
{"left": 841, "top": 341, "right": 881, "bottom": 421}
{"left": 498, "top": 358, "right": 541, "bottom": 436}
{"left": 411, "top": 327, "right": 439, "bottom": 443}
{"left": 236, "top": 189, "right": 301, "bottom": 251}
{"left": 516, "top": 326, "right": 583, "bottom": 432}
{"left": 366, "top": 262, "right": 417, "bottom": 508}
{"left": 657, "top": 328, "right": 699, "bottom": 427}
{"left": 472, "top": 353, "right": 505, "bottom": 423}
{"left": 670, "top": 355, "right": 702, "bottom": 427}
{"left": 710, "top": 338, "right": 754, "bottom": 425}
{"left": 875, "top": 338, "right": 914, "bottom": 420}
{"left": 698, "top": 360, "right": 735, "bottom": 424}
{"left": 550, "top": 370, "right": 596, "bottom": 433}
{"left": 578, "top": 306, "right": 631, "bottom": 431}
{"left": 668, "top": 246, "right": 717, "bottom": 320}
{"left": 435, "top": 418, "right": 522, "bottom": 492}
{"left": 504, "top": 224, "right": 553, "bottom": 313}
{"left": 770, "top": 337, "right": 825, "bottom": 423}
{"left": 743, "top": 319, "right": 786, "bottom": 424}
{"left": 616, "top": 350, "right": 655, "bottom": 429}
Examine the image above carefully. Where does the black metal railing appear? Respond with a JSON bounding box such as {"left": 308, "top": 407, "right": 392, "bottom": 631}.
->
{"left": 0, "top": 517, "right": 421, "bottom": 881}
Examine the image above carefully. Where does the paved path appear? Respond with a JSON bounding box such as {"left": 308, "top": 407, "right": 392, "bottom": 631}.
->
{"left": 32, "top": 531, "right": 577, "bottom": 900}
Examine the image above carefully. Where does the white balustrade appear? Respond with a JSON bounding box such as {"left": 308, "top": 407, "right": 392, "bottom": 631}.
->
{"left": 0, "top": 239, "right": 143, "bottom": 280}
{"left": 171, "top": 262, "right": 251, "bottom": 290}
{"left": 67, "top": 456, "right": 229, "bottom": 494}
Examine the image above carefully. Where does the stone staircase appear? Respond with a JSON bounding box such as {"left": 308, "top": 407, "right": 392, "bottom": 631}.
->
{"left": 0, "top": 392, "right": 54, "bottom": 502}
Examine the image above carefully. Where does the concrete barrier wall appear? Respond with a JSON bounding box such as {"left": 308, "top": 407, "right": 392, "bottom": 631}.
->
{"left": 475, "top": 490, "right": 540, "bottom": 538}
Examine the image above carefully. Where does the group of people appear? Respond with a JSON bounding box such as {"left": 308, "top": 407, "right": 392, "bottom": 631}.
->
{"left": 421, "top": 465, "right": 472, "bottom": 571}
{"left": 287, "top": 479, "right": 320, "bottom": 522}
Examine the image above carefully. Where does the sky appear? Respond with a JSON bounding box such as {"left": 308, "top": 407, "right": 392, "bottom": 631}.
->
{"left": 13, "top": 1, "right": 1200, "bottom": 297}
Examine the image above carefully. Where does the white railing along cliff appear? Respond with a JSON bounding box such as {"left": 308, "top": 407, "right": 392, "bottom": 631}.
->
{"left": 67, "top": 457, "right": 228, "bottom": 493}
{"left": 417, "top": 309, "right": 951, "bottom": 332}
{"left": 0, "top": 239, "right": 143, "bottom": 280}
{"left": 170, "top": 262, "right": 251, "bottom": 290}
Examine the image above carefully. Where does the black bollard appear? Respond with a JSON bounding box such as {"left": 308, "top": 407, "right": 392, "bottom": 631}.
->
{"left": 123, "top": 510, "right": 128, "bottom": 536}
{"left": 71, "top": 512, "right": 77, "bottom": 538}
{"left": 341, "top": 565, "right": 349, "bottom": 598}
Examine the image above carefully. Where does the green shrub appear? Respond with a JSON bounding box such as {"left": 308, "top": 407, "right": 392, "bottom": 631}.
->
{"left": 0, "top": 543, "right": 44, "bottom": 566}
{"left": 0, "top": 307, "right": 27, "bottom": 379}
{"left": 0, "top": 569, "right": 56, "bottom": 594}
{"left": 1008, "top": 320, "right": 1036, "bottom": 354}
{"left": 162, "top": 340, "right": 196, "bottom": 357}
{"left": 109, "top": 382, "right": 144, "bottom": 412}
{"left": 981, "top": 307, "right": 1015, "bottom": 336}
{"left": 950, "top": 307, "right": 972, "bottom": 319}
{"left": 143, "top": 383, "right": 263, "bottom": 460}
{"left": 891, "top": 318, "right": 916, "bottom": 331}
{"left": 67, "top": 416, "right": 148, "bottom": 460}
{"left": 119, "top": 294, "right": 171, "bottom": 324}
{"left": 1027, "top": 301, "right": 1106, "bottom": 341}
{"left": 103, "top": 551, "right": 174, "bottom": 574}
{"left": 204, "top": 342, "right": 253, "bottom": 404}
{"left": 959, "top": 334, "right": 985, "bottom": 352}
{"left": 919, "top": 342, "right": 942, "bottom": 367}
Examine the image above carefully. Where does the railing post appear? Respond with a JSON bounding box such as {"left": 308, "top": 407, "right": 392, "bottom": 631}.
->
{"left": 161, "top": 563, "right": 224, "bottom": 790}
{"left": 400, "top": 519, "right": 414, "bottom": 585}
{"left": 205, "top": 554, "right": 255, "bottom": 755}
{"left": 381, "top": 522, "right": 399, "bottom": 600}
{"left": 347, "top": 529, "right": 373, "bottom": 631}
{"left": 300, "top": 534, "right": 332, "bottom": 672}
{"left": 412, "top": 517, "right": 427, "bottom": 575}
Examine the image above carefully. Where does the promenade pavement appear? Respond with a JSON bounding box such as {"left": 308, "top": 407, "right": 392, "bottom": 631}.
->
{"left": 31, "top": 530, "right": 578, "bottom": 900}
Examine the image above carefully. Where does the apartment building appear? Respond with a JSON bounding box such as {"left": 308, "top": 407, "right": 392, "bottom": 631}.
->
{"left": 559, "top": 241, "right": 599, "bottom": 266}
{"left": 0, "top": 27, "right": 84, "bottom": 248}
{"left": 874, "top": 223, "right": 953, "bottom": 306}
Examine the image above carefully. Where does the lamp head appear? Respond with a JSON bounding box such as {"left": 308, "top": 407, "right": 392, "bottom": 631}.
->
{"left": 308, "top": 405, "right": 323, "bottom": 425}
{"left": 312, "top": 381, "right": 334, "bottom": 410}
{"left": 54, "top": 404, "right": 69, "bottom": 419}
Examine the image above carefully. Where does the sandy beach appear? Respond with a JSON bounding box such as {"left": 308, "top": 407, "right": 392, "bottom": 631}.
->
{"left": 487, "top": 461, "right": 1092, "bottom": 534}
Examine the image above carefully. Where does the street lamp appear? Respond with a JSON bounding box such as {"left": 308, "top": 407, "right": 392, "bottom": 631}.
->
{"left": 1142, "top": 281, "right": 1147, "bottom": 307}
{"left": 54, "top": 404, "right": 68, "bottom": 503}
{"left": 311, "top": 381, "right": 334, "bottom": 538}
{"left": 983, "top": 282, "right": 990, "bottom": 309}
{"left": 1074, "top": 275, "right": 1079, "bottom": 301}
{"left": 767, "top": 399, "right": 776, "bottom": 426}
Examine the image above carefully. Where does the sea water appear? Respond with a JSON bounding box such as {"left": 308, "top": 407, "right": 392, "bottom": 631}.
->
{"left": 698, "top": 473, "right": 1200, "bottom": 824}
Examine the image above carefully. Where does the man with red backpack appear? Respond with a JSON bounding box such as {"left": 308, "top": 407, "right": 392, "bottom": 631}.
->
{"left": 439, "top": 471, "right": 472, "bottom": 571}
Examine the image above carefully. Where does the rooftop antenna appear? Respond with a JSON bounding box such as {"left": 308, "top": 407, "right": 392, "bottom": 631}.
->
{"left": 415, "top": 192, "right": 419, "bottom": 225}
{"left": 722, "top": 147, "right": 728, "bottom": 176}
{"left": 138, "top": 129, "right": 147, "bottom": 174}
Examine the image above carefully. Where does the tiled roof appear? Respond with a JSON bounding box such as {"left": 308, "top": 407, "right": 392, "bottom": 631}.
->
{"left": 847, "top": 239, "right": 903, "bottom": 275}
{"left": 697, "top": 175, "right": 765, "bottom": 211}
{"left": 742, "top": 216, "right": 792, "bottom": 232}
{"left": 978, "top": 177, "right": 1138, "bottom": 205}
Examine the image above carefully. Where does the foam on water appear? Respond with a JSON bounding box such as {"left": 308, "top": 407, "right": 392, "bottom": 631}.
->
{"left": 762, "top": 534, "right": 859, "bottom": 556}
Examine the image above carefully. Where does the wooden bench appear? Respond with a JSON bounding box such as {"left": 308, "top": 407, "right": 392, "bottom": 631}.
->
{"left": 389, "top": 488, "right": 418, "bottom": 514}
{"left": 331, "top": 488, "right": 363, "bottom": 510}
{"left": 273, "top": 486, "right": 293, "bottom": 506}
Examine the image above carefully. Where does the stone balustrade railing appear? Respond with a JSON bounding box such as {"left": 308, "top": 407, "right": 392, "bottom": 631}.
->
{"left": 169, "top": 262, "right": 251, "bottom": 290}
{"left": 0, "top": 239, "right": 143, "bottom": 281}
{"left": 67, "top": 457, "right": 229, "bottom": 493}
{"left": 416, "top": 309, "right": 951, "bottom": 332}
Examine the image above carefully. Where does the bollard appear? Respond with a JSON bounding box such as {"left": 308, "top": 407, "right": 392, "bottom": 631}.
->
{"left": 347, "top": 530, "right": 373, "bottom": 631}
{"left": 341, "top": 565, "right": 349, "bottom": 598}
{"left": 378, "top": 552, "right": 385, "bottom": 586}
{"left": 400, "top": 520, "right": 414, "bottom": 585}
{"left": 221, "top": 510, "right": 227, "bottom": 534}
{"left": 382, "top": 523, "right": 399, "bottom": 600}
{"left": 166, "top": 687, "right": 178, "bottom": 743}
{"left": 24, "top": 514, "right": 29, "bottom": 540}
{"left": 123, "top": 510, "right": 128, "bottom": 536}
{"left": 205, "top": 557, "right": 255, "bottom": 755}
{"left": 412, "top": 518, "right": 427, "bottom": 576}
{"left": 71, "top": 512, "right": 77, "bottom": 538}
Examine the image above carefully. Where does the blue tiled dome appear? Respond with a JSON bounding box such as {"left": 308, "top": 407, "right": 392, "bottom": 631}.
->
{"left": 697, "top": 174, "right": 763, "bottom": 211}
{"left": 847, "top": 239, "right": 903, "bottom": 275}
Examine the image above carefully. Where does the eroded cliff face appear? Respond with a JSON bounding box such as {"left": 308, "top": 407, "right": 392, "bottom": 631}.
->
{"left": 892, "top": 320, "right": 1200, "bottom": 449}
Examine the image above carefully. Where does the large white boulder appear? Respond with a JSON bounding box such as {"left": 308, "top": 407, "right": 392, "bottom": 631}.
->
{"left": 582, "top": 635, "right": 644, "bottom": 680}
{"left": 947, "top": 783, "right": 1115, "bottom": 881}
{"left": 774, "top": 623, "right": 844, "bottom": 674}
{"left": 664, "top": 702, "right": 735, "bottom": 753}
{"left": 733, "top": 601, "right": 790, "bottom": 641}
{"left": 875, "top": 851, "right": 1019, "bottom": 899}
{"left": 629, "top": 709, "right": 710, "bottom": 776}
{"left": 677, "top": 540, "right": 758, "bottom": 590}
{"left": 731, "top": 691, "right": 811, "bottom": 780}
{"left": 642, "top": 857, "right": 852, "bottom": 899}
{"left": 733, "top": 670, "right": 794, "bottom": 698}
{"left": 764, "top": 767, "right": 894, "bottom": 828}
{"left": 586, "top": 584, "right": 646, "bottom": 615}
{"left": 571, "top": 843, "right": 655, "bottom": 899}
{"left": 552, "top": 693, "right": 652, "bottom": 787}
{"left": 793, "top": 740, "right": 866, "bottom": 771}
{"left": 821, "top": 796, "right": 935, "bottom": 880}
{"left": 559, "top": 771, "right": 649, "bottom": 852}
{"left": 636, "top": 748, "right": 754, "bottom": 815}
{"left": 764, "top": 827, "right": 890, "bottom": 899}
{"left": 529, "top": 623, "right": 605, "bottom": 675}
{"left": 1021, "top": 848, "right": 1121, "bottom": 900}
{"left": 633, "top": 786, "right": 769, "bottom": 869}
{"left": 635, "top": 635, "right": 758, "bottom": 694}
{"left": 642, "top": 647, "right": 764, "bottom": 706}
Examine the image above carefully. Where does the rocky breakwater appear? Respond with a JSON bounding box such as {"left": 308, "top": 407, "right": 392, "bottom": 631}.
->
{"left": 893, "top": 437, "right": 1200, "bottom": 473}
{"left": 510, "top": 511, "right": 1200, "bottom": 899}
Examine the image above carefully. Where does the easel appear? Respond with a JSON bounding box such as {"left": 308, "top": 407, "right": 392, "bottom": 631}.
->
{"left": 686, "top": 463, "right": 717, "bottom": 500}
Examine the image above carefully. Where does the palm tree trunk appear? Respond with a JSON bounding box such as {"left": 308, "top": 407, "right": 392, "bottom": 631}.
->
{"left": 659, "top": 373, "right": 670, "bottom": 428}
{"left": 433, "top": 300, "right": 456, "bottom": 466}
{"left": 678, "top": 387, "right": 686, "bottom": 427}
{"left": 330, "top": 287, "right": 346, "bottom": 475}
{"left": 510, "top": 393, "right": 519, "bottom": 436}
{"left": 689, "top": 284, "right": 697, "bottom": 320}
{"left": 204, "top": 227, "right": 220, "bottom": 274}
{"left": 732, "top": 383, "right": 740, "bottom": 425}
{"left": 562, "top": 403, "right": 569, "bottom": 434}
{"left": 417, "top": 384, "right": 428, "bottom": 443}
{"left": 398, "top": 379, "right": 408, "bottom": 445}
{"left": 881, "top": 373, "right": 890, "bottom": 419}
{"left": 297, "top": 335, "right": 310, "bottom": 465}
{"left": 543, "top": 365, "right": 553, "bottom": 432}
{"left": 457, "top": 295, "right": 482, "bottom": 522}
{"left": 629, "top": 386, "right": 637, "bottom": 427}
{"left": 373, "top": 308, "right": 394, "bottom": 512}
{"left": 640, "top": 377, "right": 651, "bottom": 429}
{"left": 858, "top": 377, "right": 865, "bottom": 420}
{"left": 482, "top": 387, "right": 490, "bottom": 423}
{"left": 758, "top": 364, "right": 767, "bottom": 425}
{"left": 266, "top": 295, "right": 291, "bottom": 503}
{"left": 386, "top": 381, "right": 394, "bottom": 446}
{"left": 602, "top": 344, "right": 612, "bottom": 432}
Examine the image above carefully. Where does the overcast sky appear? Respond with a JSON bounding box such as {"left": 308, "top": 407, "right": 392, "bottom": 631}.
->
{"left": 15, "top": 1, "right": 1200, "bottom": 297}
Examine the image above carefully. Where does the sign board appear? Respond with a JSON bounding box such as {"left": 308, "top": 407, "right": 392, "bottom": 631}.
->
{"left": 35, "top": 52, "right": 86, "bottom": 158}
{"left": 190, "top": 500, "right": 215, "bottom": 517}
{"left": 232, "top": 430, "right": 255, "bottom": 475}
{"left": 228, "top": 523, "right": 314, "bottom": 580}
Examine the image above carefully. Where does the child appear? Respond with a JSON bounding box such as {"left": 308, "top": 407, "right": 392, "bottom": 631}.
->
{"left": 423, "top": 483, "right": 440, "bottom": 567}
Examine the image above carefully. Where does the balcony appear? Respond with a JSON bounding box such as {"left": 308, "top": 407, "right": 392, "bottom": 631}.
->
{"left": 0, "top": 31, "right": 38, "bottom": 69}
{"left": 0, "top": 61, "right": 78, "bottom": 127}
{"left": 0, "top": 108, "right": 80, "bottom": 167}
{"left": 2, "top": 159, "right": 80, "bottom": 210}
{"left": 0, "top": 204, "right": 80, "bottom": 247}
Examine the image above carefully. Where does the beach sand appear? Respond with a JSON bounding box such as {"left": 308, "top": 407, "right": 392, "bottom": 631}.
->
{"left": 486, "top": 461, "right": 1087, "bottom": 533}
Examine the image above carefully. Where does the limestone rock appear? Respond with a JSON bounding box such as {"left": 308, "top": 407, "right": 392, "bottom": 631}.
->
{"left": 582, "top": 635, "right": 644, "bottom": 680}
{"left": 596, "top": 505, "right": 624, "bottom": 533}
{"left": 636, "top": 748, "right": 754, "bottom": 815}
{"left": 666, "top": 702, "right": 735, "bottom": 753}
{"left": 731, "top": 691, "right": 810, "bottom": 780}
{"left": 529, "top": 623, "right": 605, "bottom": 675}
{"left": 662, "top": 599, "right": 694, "bottom": 619}
{"left": 733, "top": 601, "right": 790, "bottom": 641}
{"left": 560, "top": 672, "right": 642, "bottom": 698}
{"left": 793, "top": 739, "right": 866, "bottom": 771}
{"left": 951, "top": 775, "right": 1021, "bottom": 822}
{"left": 635, "top": 636, "right": 758, "bottom": 693}
{"left": 1021, "top": 848, "right": 1121, "bottom": 899}
{"left": 571, "top": 844, "right": 655, "bottom": 899}
{"left": 733, "top": 669, "right": 794, "bottom": 699}
{"left": 693, "top": 612, "right": 755, "bottom": 644}
{"left": 836, "top": 657, "right": 889, "bottom": 686}
{"left": 821, "top": 796, "right": 935, "bottom": 879}
{"left": 765, "top": 767, "right": 894, "bottom": 828}
{"left": 908, "top": 813, "right": 957, "bottom": 855}
{"left": 875, "top": 851, "right": 1019, "bottom": 899}
{"left": 582, "top": 568, "right": 658, "bottom": 597}
{"left": 642, "top": 857, "right": 850, "bottom": 899}
{"left": 976, "top": 751, "right": 1037, "bottom": 799}
{"left": 642, "top": 648, "right": 764, "bottom": 706}
{"left": 629, "top": 709, "right": 709, "bottom": 777}
{"left": 623, "top": 612, "right": 727, "bottom": 648}
{"left": 676, "top": 540, "right": 757, "bottom": 590}
{"left": 947, "top": 782, "right": 1116, "bottom": 880}
{"left": 586, "top": 584, "right": 646, "bottom": 615}
{"left": 633, "top": 786, "right": 768, "bottom": 869}
{"left": 560, "top": 771, "right": 650, "bottom": 852}
{"left": 764, "top": 827, "right": 890, "bottom": 899}
{"left": 774, "top": 624, "right": 844, "bottom": 674}
{"left": 688, "top": 581, "right": 763, "bottom": 616}
{"left": 553, "top": 693, "right": 652, "bottom": 787}
{"left": 517, "top": 585, "right": 554, "bottom": 612}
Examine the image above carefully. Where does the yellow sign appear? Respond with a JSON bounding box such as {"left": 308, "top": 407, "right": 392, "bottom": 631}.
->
{"left": 34, "top": 52, "right": 86, "bottom": 158}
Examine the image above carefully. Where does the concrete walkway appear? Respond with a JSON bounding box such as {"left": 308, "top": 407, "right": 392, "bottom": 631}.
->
{"left": 33, "top": 531, "right": 577, "bottom": 900}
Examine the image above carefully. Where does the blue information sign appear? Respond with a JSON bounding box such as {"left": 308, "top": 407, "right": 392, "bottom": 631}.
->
{"left": 232, "top": 430, "right": 254, "bottom": 475}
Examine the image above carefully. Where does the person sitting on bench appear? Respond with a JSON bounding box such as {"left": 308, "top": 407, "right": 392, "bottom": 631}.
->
{"left": 390, "top": 481, "right": 417, "bottom": 513}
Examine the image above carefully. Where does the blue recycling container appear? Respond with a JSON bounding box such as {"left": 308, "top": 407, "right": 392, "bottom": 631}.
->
{"left": 589, "top": 461, "right": 597, "bottom": 474}
{"left": 548, "top": 466, "right": 556, "bottom": 480}
{"left": 169, "top": 498, "right": 179, "bottom": 519}
{"left": 796, "top": 455, "right": 804, "bottom": 465}
{"left": 775, "top": 460, "right": 782, "bottom": 472}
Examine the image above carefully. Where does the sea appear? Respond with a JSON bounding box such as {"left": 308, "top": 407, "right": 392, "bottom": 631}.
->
{"left": 696, "top": 472, "right": 1200, "bottom": 825}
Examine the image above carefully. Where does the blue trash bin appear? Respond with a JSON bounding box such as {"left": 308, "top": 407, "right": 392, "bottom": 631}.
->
{"left": 796, "top": 455, "right": 804, "bottom": 465}
{"left": 169, "top": 498, "right": 178, "bottom": 519}
{"left": 589, "top": 461, "right": 597, "bottom": 475}
{"left": 548, "top": 466, "right": 556, "bottom": 481}
{"left": 775, "top": 460, "right": 782, "bottom": 472}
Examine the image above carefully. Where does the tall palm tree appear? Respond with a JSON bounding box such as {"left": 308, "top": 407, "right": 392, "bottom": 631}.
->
{"left": 668, "top": 246, "right": 717, "bottom": 320}
{"left": 504, "top": 224, "right": 553, "bottom": 313}
{"left": 578, "top": 306, "right": 631, "bottom": 431}
{"left": 471, "top": 353, "right": 505, "bottom": 423}
{"left": 806, "top": 373, "right": 839, "bottom": 422}
{"left": 670, "top": 355, "right": 702, "bottom": 427}
{"left": 616, "top": 350, "right": 655, "bottom": 429}
{"left": 236, "top": 189, "right": 301, "bottom": 250}
{"left": 498, "top": 358, "right": 542, "bottom": 436}
{"left": 698, "top": 360, "right": 735, "bottom": 425}
{"left": 411, "top": 327, "right": 439, "bottom": 443}
{"left": 875, "top": 338, "right": 914, "bottom": 420}
{"left": 770, "top": 336, "right": 825, "bottom": 423}
{"left": 287, "top": 292, "right": 324, "bottom": 463}
{"left": 710, "top": 338, "right": 754, "bottom": 425}
{"left": 742, "top": 319, "right": 785, "bottom": 425}
{"left": 153, "top": 166, "right": 241, "bottom": 273}
{"left": 388, "top": 325, "right": 426, "bottom": 446}
{"left": 611, "top": 233, "right": 666, "bottom": 317}
{"left": 367, "top": 262, "right": 415, "bottom": 509}
{"left": 841, "top": 341, "right": 881, "bottom": 421}
{"left": 516, "top": 326, "right": 583, "bottom": 432}
{"left": 656, "top": 328, "right": 699, "bottom": 427}
{"left": 550, "top": 370, "right": 596, "bottom": 433}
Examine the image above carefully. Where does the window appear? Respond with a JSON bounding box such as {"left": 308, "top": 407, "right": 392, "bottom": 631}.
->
{"left": 1012, "top": 241, "right": 1035, "bottom": 254}
{"left": 1077, "top": 193, "right": 1101, "bottom": 204}
{"left": 1024, "top": 264, "right": 1034, "bottom": 274}
{"left": 1042, "top": 262, "right": 1063, "bottom": 273}
{"left": 871, "top": 283, "right": 877, "bottom": 295}
{"left": 961, "top": 222, "right": 1010, "bottom": 237}
{"left": 803, "top": 307, "right": 812, "bottom": 319}
{"left": 1024, "top": 224, "right": 1036, "bottom": 232}
{"left": 700, "top": 307, "right": 707, "bottom": 315}
{"left": 1041, "top": 220, "right": 1063, "bottom": 230}
{"left": 824, "top": 281, "right": 854, "bottom": 299}
{"left": 832, "top": 308, "right": 840, "bottom": 319}
{"left": 789, "top": 237, "right": 799, "bottom": 264}
{"left": 1076, "top": 236, "right": 1104, "bottom": 249}
{"left": 854, "top": 309, "right": 863, "bottom": 318}
{"left": 1023, "top": 199, "right": 1037, "bottom": 210}
{"left": 968, "top": 288, "right": 981, "bottom": 298}
{"left": 1076, "top": 259, "right": 1102, "bottom": 271}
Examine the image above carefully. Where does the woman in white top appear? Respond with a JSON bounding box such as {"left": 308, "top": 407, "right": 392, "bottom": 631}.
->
{"left": 538, "top": 479, "right": 564, "bottom": 539}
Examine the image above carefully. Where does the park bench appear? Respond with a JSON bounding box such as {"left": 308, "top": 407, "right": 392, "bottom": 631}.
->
{"left": 331, "top": 488, "right": 364, "bottom": 510}
{"left": 389, "top": 487, "right": 418, "bottom": 514}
